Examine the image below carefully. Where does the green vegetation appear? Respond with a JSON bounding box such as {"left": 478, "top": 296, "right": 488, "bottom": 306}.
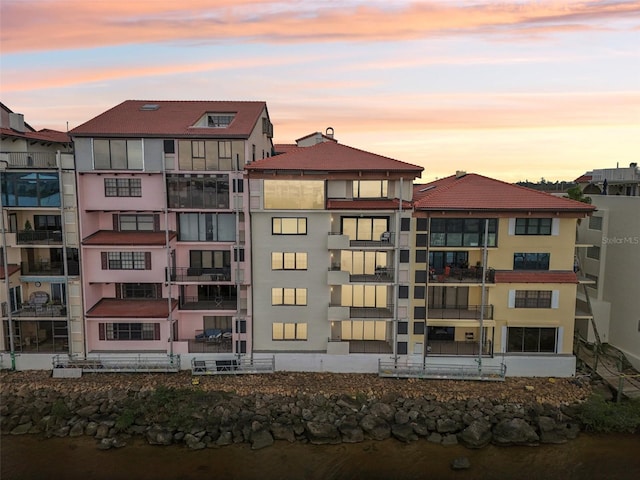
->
{"left": 576, "top": 394, "right": 640, "bottom": 433}
{"left": 565, "top": 186, "right": 592, "bottom": 204}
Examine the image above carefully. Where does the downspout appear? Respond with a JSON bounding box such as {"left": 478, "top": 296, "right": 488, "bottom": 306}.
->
{"left": 234, "top": 153, "right": 243, "bottom": 360}
{"left": 392, "top": 178, "right": 402, "bottom": 363}
{"left": 0, "top": 160, "right": 16, "bottom": 370}
{"left": 56, "top": 152, "right": 71, "bottom": 355}
{"left": 478, "top": 219, "right": 489, "bottom": 373}
{"left": 424, "top": 217, "right": 430, "bottom": 367}
{"left": 162, "top": 155, "right": 174, "bottom": 358}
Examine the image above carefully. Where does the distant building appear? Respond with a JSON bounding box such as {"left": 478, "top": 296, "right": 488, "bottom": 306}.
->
{"left": 576, "top": 163, "right": 640, "bottom": 196}
{"left": 1, "top": 103, "right": 82, "bottom": 370}
{"left": 411, "top": 173, "right": 595, "bottom": 377}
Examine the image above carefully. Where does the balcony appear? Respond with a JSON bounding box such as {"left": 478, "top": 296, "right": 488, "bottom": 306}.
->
{"left": 179, "top": 296, "right": 237, "bottom": 311}
{"left": 17, "top": 230, "right": 63, "bottom": 245}
{"left": 427, "top": 340, "right": 493, "bottom": 356}
{"left": 185, "top": 329, "right": 233, "bottom": 353}
{"left": 168, "top": 267, "right": 231, "bottom": 282}
{"left": 327, "top": 231, "right": 395, "bottom": 249}
{"left": 20, "top": 261, "right": 79, "bottom": 276}
{"left": 328, "top": 338, "right": 393, "bottom": 354}
{"left": 328, "top": 265, "right": 395, "bottom": 284}
{"left": 427, "top": 305, "right": 493, "bottom": 320}
{"left": 350, "top": 305, "right": 394, "bottom": 319}
{"left": 429, "top": 267, "right": 495, "bottom": 284}
{"left": 13, "top": 304, "right": 67, "bottom": 318}
{"left": 1, "top": 152, "right": 57, "bottom": 169}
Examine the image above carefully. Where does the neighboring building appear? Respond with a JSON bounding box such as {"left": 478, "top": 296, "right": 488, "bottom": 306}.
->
{"left": 576, "top": 164, "right": 640, "bottom": 196}
{"left": 575, "top": 195, "right": 640, "bottom": 370}
{"left": 411, "top": 173, "right": 595, "bottom": 377}
{"left": 1, "top": 103, "right": 82, "bottom": 370}
{"left": 70, "top": 101, "right": 273, "bottom": 359}
{"left": 246, "top": 131, "right": 423, "bottom": 371}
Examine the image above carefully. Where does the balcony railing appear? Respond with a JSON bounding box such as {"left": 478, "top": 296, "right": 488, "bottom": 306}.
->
{"left": 179, "top": 296, "right": 237, "bottom": 310}
{"left": 20, "top": 261, "right": 79, "bottom": 276}
{"left": 426, "top": 340, "right": 493, "bottom": 356}
{"left": 328, "top": 231, "right": 395, "bottom": 247}
{"left": 14, "top": 304, "right": 67, "bottom": 318}
{"left": 429, "top": 267, "right": 495, "bottom": 284}
{"left": 328, "top": 338, "right": 393, "bottom": 354}
{"left": 168, "top": 267, "right": 231, "bottom": 282}
{"left": 349, "top": 305, "right": 394, "bottom": 319}
{"left": 17, "top": 230, "right": 63, "bottom": 245}
{"left": 427, "top": 305, "right": 493, "bottom": 320}
{"left": 1, "top": 152, "right": 58, "bottom": 168}
{"left": 350, "top": 267, "right": 394, "bottom": 283}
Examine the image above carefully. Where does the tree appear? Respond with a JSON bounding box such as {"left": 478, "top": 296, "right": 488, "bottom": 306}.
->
{"left": 565, "top": 186, "right": 592, "bottom": 204}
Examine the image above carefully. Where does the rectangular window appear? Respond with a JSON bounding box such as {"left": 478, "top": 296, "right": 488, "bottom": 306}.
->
{"left": 264, "top": 180, "right": 325, "bottom": 209}
{"left": 339, "top": 250, "right": 387, "bottom": 275}
{"left": 93, "top": 139, "right": 143, "bottom": 170}
{"left": 507, "top": 327, "right": 557, "bottom": 353}
{"left": 102, "top": 322, "right": 159, "bottom": 341}
{"left": 167, "top": 175, "right": 229, "bottom": 209}
{"left": 413, "top": 322, "right": 425, "bottom": 335}
{"left": 399, "top": 285, "right": 409, "bottom": 299}
{"left": 234, "top": 248, "right": 245, "bottom": 262}
{"left": 104, "top": 252, "right": 149, "bottom": 270}
{"left": 514, "top": 290, "right": 552, "bottom": 308}
{"left": 515, "top": 218, "right": 552, "bottom": 235}
{"left": 104, "top": 178, "right": 142, "bottom": 197}
{"left": 401, "top": 218, "right": 411, "bottom": 232}
{"left": 233, "top": 179, "right": 244, "bottom": 193}
{"left": 416, "top": 218, "right": 428, "bottom": 232}
{"left": 513, "top": 253, "right": 550, "bottom": 270}
{"left": 2, "top": 172, "right": 61, "bottom": 207}
{"left": 119, "top": 214, "right": 155, "bottom": 232}
{"left": 117, "top": 283, "right": 161, "bottom": 299}
{"left": 416, "top": 234, "right": 428, "bottom": 247}
{"left": 178, "top": 213, "right": 236, "bottom": 241}
{"left": 399, "top": 250, "right": 410, "bottom": 263}
{"left": 272, "top": 322, "right": 307, "bottom": 340}
{"left": 587, "top": 246, "right": 601, "bottom": 260}
{"left": 430, "top": 218, "right": 497, "bottom": 247}
{"left": 163, "top": 140, "right": 175, "bottom": 154}
{"left": 208, "top": 114, "right": 235, "bottom": 128}
{"left": 588, "top": 216, "right": 603, "bottom": 231}
{"left": 353, "top": 180, "right": 388, "bottom": 198}
{"left": 272, "top": 288, "right": 307, "bottom": 306}
{"left": 341, "top": 217, "right": 389, "bottom": 242}
{"left": 272, "top": 252, "right": 308, "bottom": 270}
{"left": 272, "top": 217, "right": 307, "bottom": 235}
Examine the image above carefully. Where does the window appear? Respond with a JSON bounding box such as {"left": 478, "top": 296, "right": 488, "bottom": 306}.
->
{"left": 178, "top": 213, "right": 236, "bottom": 241}
{"left": 507, "top": 327, "right": 557, "bottom": 353}
{"left": 513, "top": 253, "right": 550, "bottom": 270}
{"left": 272, "top": 288, "right": 307, "bottom": 306}
{"left": 413, "top": 322, "right": 425, "bottom": 335}
{"left": 264, "top": 180, "right": 325, "bottom": 209}
{"left": 167, "top": 175, "right": 229, "bottom": 209}
{"left": 100, "top": 322, "right": 160, "bottom": 341}
{"left": 272, "top": 217, "right": 307, "bottom": 235}
{"left": 163, "top": 140, "right": 175, "bottom": 154}
{"left": 272, "top": 322, "right": 307, "bottom": 340}
{"left": 190, "top": 250, "right": 230, "bottom": 270}
{"left": 515, "top": 218, "right": 552, "bottom": 235}
{"left": 399, "top": 250, "right": 410, "bottom": 263}
{"left": 415, "top": 270, "right": 427, "bottom": 283}
{"left": 103, "top": 252, "right": 150, "bottom": 270}
{"left": 118, "top": 214, "right": 156, "bottom": 232}
{"left": 94, "top": 139, "right": 143, "bottom": 170}
{"left": 587, "top": 246, "right": 601, "bottom": 260}
{"left": 117, "top": 283, "right": 161, "bottom": 299}
{"left": 397, "top": 342, "right": 408, "bottom": 355}
{"left": 414, "top": 306, "right": 426, "bottom": 319}
{"left": 416, "top": 218, "right": 428, "bottom": 232}
{"left": 233, "top": 179, "right": 244, "bottom": 193}
{"left": 340, "top": 250, "right": 387, "bottom": 275}
{"left": 234, "top": 248, "right": 245, "bottom": 262}
{"left": 272, "top": 252, "right": 308, "bottom": 270}
{"left": 415, "top": 250, "right": 427, "bottom": 263}
{"left": 399, "top": 286, "right": 409, "bottom": 299}
{"left": 341, "top": 217, "right": 389, "bottom": 241}
{"left": 353, "top": 180, "right": 387, "bottom": 198}
{"left": 416, "top": 234, "right": 428, "bottom": 247}
{"left": 262, "top": 117, "right": 273, "bottom": 137}
{"left": 589, "top": 216, "right": 603, "bottom": 231}
{"left": 515, "top": 290, "right": 552, "bottom": 308}
{"left": 340, "top": 320, "right": 387, "bottom": 340}
{"left": 2, "top": 172, "right": 61, "bottom": 207}
{"left": 414, "top": 286, "right": 425, "bottom": 299}
{"left": 430, "top": 218, "right": 497, "bottom": 247}
{"left": 104, "top": 178, "right": 142, "bottom": 197}
{"left": 208, "top": 114, "right": 235, "bottom": 128}
{"left": 341, "top": 285, "right": 387, "bottom": 308}
{"left": 397, "top": 322, "right": 408, "bottom": 335}
{"left": 236, "top": 319, "right": 247, "bottom": 334}
{"left": 401, "top": 218, "right": 411, "bottom": 231}
{"left": 429, "top": 251, "right": 469, "bottom": 273}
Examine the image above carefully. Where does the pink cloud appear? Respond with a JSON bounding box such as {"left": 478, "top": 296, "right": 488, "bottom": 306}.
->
{"left": 2, "top": 1, "right": 638, "bottom": 54}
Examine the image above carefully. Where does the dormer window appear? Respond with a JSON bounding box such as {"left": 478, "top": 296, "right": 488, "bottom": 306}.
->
{"left": 207, "top": 114, "right": 235, "bottom": 128}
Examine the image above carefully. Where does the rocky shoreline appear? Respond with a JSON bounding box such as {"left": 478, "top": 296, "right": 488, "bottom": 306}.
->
{"left": 0, "top": 371, "right": 594, "bottom": 451}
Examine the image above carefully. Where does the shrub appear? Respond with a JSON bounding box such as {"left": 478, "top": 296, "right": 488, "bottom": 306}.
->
{"left": 576, "top": 394, "right": 640, "bottom": 433}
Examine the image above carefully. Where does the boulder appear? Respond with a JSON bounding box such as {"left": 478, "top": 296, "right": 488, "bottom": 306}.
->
{"left": 146, "top": 426, "right": 173, "bottom": 446}
{"left": 451, "top": 457, "right": 471, "bottom": 471}
{"left": 492, "top": 418, "right": 539, "bottom": 446}
{"left": 458, "top": 420, "right": 492, "bottom": 449}
{"left": 10, "top": 422, "right": 32, "bottom": 435}
{"left": 436, "top": 418, "right": 459, "bottom": 434}
{"left": 369, "top": 403, "right": 396, "bottom": 423}
{"left": 305, "top": 422, "right": 341, "bottom": 445}
{"left": 76, "top": 405, "right": 99, "bottom": 418}
{"left": 427, "top": 432, "right": 442, "bottom": 444}
{"left": 360, "top": 414, "right": 391, "bottom": 441}
{"left": 441, "top": 434, "right": 458, "bottom": 446}
{"left": 270, "top": 423, "right": 296, "bottom": 443}
{"left": 339, "top": 421, "right": 364, "bottom": 443}
{"left": 391, "top": 423, "right": 417, "bottom": 443}
{"left": 251, "top": 429, "right": 274, "bottom": 450}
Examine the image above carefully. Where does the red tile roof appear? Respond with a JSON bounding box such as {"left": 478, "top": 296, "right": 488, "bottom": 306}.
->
{"left": 246, "top": 141, "right": 423, "bottom": 175}
{"left": 574, "top": 174, "right": 593, "bottom": 183}
{"left": 494, "top": 271, "right": 578, "bottom": 284}
{"left": 273, "top": 143, "right": 298, "bottom": 154}
{"left": 86, "top": 298, "right": 177, "bottom": 318}
{"left": 70, "top": 100, "right": 267, "bottom": 138}
{"left": 0, "top": 264, "right": 21, "bottom": 280}
{"left": 414, "top": 174, "right": 596, "bottom": 213}
{"left": 1, "top": 127, "right": 71, "bottom": 144}
{"left": 83, "top": 231, "right": 176, "bottom": 246}
{"left": 327, "top": 199, "right": 412, "bottom": 210}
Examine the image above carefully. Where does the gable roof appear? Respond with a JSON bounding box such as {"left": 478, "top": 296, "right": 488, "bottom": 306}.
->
{"left": 1, "top": 127, "right": 71, "bottom": 144}
{"left": 413, "top": 173, "right": 596, "bottom": 213}
{"left": 246, "top": 140, "right": 423, "bottom": 175}
{"left": 70, "top": 100, "right": 268, "bottom": 138}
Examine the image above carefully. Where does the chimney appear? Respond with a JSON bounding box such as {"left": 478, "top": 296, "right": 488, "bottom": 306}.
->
{"left": 325, "top": 127, "right": 334, "bottom": 139}
{"left": 9, "top": 113, "right": 25, "bottom": 133}
{"left": 455, "top": 170, "right": 467, "bottom": 179}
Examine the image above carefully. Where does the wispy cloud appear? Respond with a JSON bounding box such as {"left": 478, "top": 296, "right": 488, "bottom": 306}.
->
{"left": 2, "top": 1, "right": 638, "bottom": 53}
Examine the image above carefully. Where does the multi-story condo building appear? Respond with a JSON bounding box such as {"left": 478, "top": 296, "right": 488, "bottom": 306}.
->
{"left": 246, "top": 131, "right": 423, "bottom": 371}
{"left": 575, "top": 194, "right": 640, "bottom": 370}
{"left": 70, "top": 101, "right": 273, "bottom": 359}
{"left": 576, "top": 163, "right": 640, "bottom": 196}
{"left": 1, "top": 103, "right": 82, "bottom": 370}
{"left": 410, "top": 172, "right": 595, "bottom": 377}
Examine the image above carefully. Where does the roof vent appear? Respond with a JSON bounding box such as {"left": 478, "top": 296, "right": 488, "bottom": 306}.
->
{"left": 455, "top": 170, "right": 467, "bottom": 179}
{"left": 325, "top": 127, "right": 334, "bottom": 139}
{"left": 140, "top": 104, "right": 159, "bottom": 111}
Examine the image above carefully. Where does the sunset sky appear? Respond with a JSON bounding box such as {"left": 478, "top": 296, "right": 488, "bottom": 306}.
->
{"left": 1, "top": 0, "right": 639, "bottom": 182}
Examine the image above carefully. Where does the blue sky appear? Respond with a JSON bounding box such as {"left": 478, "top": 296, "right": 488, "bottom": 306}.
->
{"left": 1, "top": 0, "right": 639, "bottom": 182}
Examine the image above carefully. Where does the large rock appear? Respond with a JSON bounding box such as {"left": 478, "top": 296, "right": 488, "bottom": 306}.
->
{"left": 339, "top": 421, "right": 364, "bottom": 443}
{"left": 10, "top": 422, "right": 32, "bottom": 435}
{"left": 336, "top": 394, "right": 363, "bottom": 412}
{"left": 436, "top": 418, "right": 459, "bottom": 434}
{"left": 451, "top": 457, "right": 471, "bottom": 470}
{"left": 146, "top": 426, "right": 173, "bottom": 446}
{"left": 492, "top": 418, "right": 539, "bottom": 446}
{"left": 76, "top": 405, "right": 99, "bottom": 418}
{"left": 251, "top": 429, "right": 274, "bottom": 450}
{"left": 270, "top": 423, "right": 296, "bottom": 443}
{"left": 458, "top": 420, "right": 492, "bottom": 449}
{"left": 305, "top": 422, "right": 341, "bottom": 445}
{"left": 391, "top": 423, "right": 417, "bottom": 443}
{"left": 360, "top": 414, "right": 391, "bottom": 441}
{"left": 369, "top": 403, "right": 396, "bottom": 423}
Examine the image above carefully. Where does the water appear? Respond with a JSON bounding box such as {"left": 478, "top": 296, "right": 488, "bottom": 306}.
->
{"left": 2, "top": 433, "right": 639, "bottom": 480}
